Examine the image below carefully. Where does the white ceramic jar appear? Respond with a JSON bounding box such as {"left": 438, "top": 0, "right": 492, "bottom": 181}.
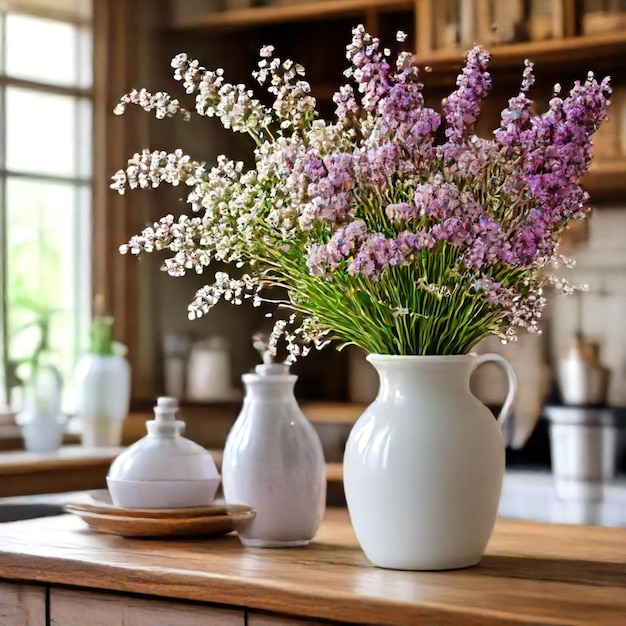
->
{"left": 107, "top": 397, "right": 221, "bottom": 508}
{"left": 186, "top": 338, "right": 235, "bottom": 402}
{"left": 222, "top": 363, "right": 326, "bottom": 547}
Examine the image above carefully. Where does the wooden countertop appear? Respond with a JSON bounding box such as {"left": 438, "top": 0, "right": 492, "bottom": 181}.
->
{"left": 0, "top": 509, "right": 625, "bottom": 625}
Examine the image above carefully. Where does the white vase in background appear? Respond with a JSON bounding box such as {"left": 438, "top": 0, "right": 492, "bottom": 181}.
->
{"left": 75, "top": 311, "right": 131, "bottom": 447}
{"left": 75, "top": 352, "right": 131, "bottom": 447}
{"left": 222, "top": 361, "right": 326, "bottom": 547}
{"left": 17, "top": 335, "right": 67, "bottom": 453}
{"left": 343, "top": 353, "right": 517, "bottom": 571}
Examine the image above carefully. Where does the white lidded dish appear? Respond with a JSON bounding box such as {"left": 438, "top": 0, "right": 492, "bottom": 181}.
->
{"left": 107, "top": 396, "right": 220, "bottom": 508}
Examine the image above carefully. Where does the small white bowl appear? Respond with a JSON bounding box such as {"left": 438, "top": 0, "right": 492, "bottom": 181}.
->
{"left": 16, "top": 412, "right": 67, "bottom": 452}
{"left": 107, "top": 477, "right": 220, "bottom": 509}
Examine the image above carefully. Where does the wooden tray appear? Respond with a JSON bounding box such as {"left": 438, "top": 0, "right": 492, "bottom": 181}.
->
{"left": 63, "top": 490, "right": 255, "bottom": 538}
{"left": 78, "top": 490, "right": 250, "bottom": 519}
{"left": 64, "top": 504, "right": 255, "bottom": 538}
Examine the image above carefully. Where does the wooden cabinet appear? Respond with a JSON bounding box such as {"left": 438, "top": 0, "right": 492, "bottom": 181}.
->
{"left": 248, "top": 614, "right": 333, "bottom": 625}
{"left": 0, "top": 582, "right": 46, "bottom": 626}
{"left": 0, "top": 585, "right": 340, "bottom": 626}
{"left": 49, "top": 588, "right": 242, "bottom": 626}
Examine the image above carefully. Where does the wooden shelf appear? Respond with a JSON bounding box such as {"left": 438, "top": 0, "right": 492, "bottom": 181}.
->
{"left": 584, "top": 158, "right": 626, "bottom": 201}
{"left": 172, "top": 0, "right": 626, "bottom": 86}
{"left": 414, "top": 30, "right": 626, "bottom": 85}
{"left": 174, "top": 0, "right": 414, "bottom": 31}
{"left": 173, "top": 0, "right": 626, "bottom": 75}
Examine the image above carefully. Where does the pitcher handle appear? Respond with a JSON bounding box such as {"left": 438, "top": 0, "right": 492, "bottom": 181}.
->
{"left": 473, "top": 353, "right": 517, "bottom": 442}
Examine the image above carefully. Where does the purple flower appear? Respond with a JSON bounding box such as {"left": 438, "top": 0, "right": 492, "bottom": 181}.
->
{"left": 464, "top": 218, "right": 507, "bottom": 267}
{"left": 374, "top": 81, "right": 441, "bottom": 164}
{"left": 495, "top": 60, "right": 536, "bottom": 154}
{"left": 295, "top": 149, "right": 355, "bottom": 228}
{"left": 344, "top": 24, "right": 393, "bottom": 111}
{"left": 472, "top": 276, "right": 517, "bottom": 309}
{"left": 353, "top": 141, "right": 404, "bottom": 189}
{"left": 396, "top": 229, "right": 436, "bottom": 254}
{"left": 414, "top": 175, "right": 461, "bottom": 220}
{"left": 348, "top": 233, "right": 398, "bottom": 277}
{"left": 441, "top": 46, "right": 491, "bottom": 161}
{"left": 385, "top": 202, "right": 416, "bottom": 222}
{"left": 306, "top": 220, "right": 368, "bottom": 275}
{"left": 333, "top": 84, "right": 359, "bottom": 120}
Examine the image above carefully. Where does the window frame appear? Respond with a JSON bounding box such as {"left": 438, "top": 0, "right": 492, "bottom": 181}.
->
{"left": 0, "top": 3, "right": 94, "bottom": 411}
{"left": 92, "top": 0, "right": 143, "bottom": 405}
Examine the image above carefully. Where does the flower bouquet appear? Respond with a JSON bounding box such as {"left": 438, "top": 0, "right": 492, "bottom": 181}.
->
{"left": 112, "top": 25, "right": 610, "bottom": 359}
{"left": 112, "top": 25, "right": 611, "bottom": 571}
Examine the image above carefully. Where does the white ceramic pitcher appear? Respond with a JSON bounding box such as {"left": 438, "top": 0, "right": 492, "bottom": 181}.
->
{"left": 343, "top": 353, "right": 517, "bottom": 570}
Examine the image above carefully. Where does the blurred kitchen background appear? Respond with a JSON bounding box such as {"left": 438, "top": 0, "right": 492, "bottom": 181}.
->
{"left": 0, "top": 0, "right": 625, "bottom": 521}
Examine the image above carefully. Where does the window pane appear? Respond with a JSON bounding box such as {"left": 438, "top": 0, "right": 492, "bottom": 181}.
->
{"left": 0, "top": 14, "right": 4, "bottom": 76}
{"left": 77, "top": 96, "right": 92, "bottom": 177}
{"left": 6, "top": 87, "right": 77, "bottom": 176}
{"left": 78, "top": 24, "right": 92, "bottom": 88}
{"left": 6, "top": 177, "right": 90, "bottom": 409}
{"left": 6, "top": 14, "right": 80, "bottom": 86}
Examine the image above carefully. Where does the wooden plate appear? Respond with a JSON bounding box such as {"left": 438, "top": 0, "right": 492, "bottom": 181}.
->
{"left": 75, "top": 490, "right": 250, "bottom": 519}
{"left": 63, "top": 505, "right": 256, "bottom": 538}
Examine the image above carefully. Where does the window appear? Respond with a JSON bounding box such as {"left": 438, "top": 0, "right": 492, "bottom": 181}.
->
{"left": 0, "top": 0, "right": 92, "bottom": 413}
